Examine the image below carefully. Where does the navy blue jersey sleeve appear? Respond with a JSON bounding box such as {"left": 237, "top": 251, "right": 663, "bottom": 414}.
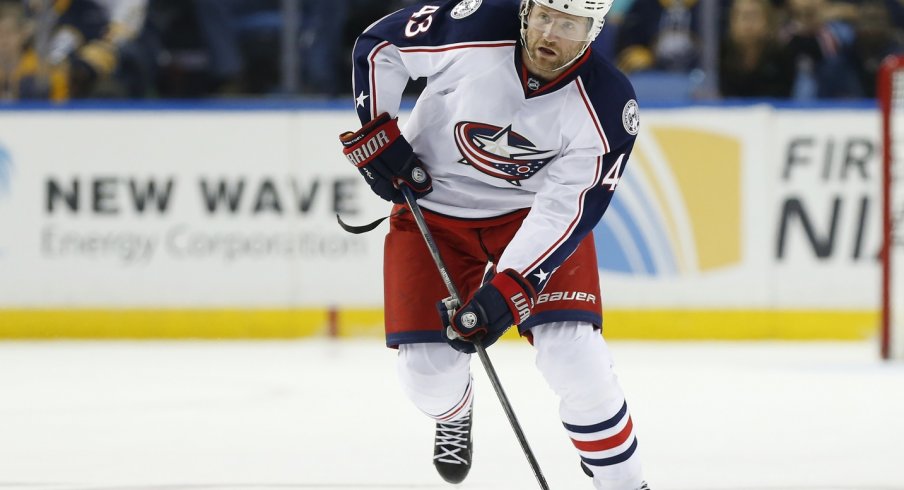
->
{"left": 567, "top": 59, "right": 638, "bottom": 258}
{"left": 351, "top": 0, "right": 521, "bottom": 123}
{"left": 583, "top": 58, "right": 639, "bottom": 159}
{"left": 509, "top": 56, "right": 638, "bottom": 293}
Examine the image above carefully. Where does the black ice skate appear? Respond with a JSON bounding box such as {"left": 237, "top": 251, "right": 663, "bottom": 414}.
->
{"left": 433, "top": 406, "right": 473, "bottom": 484}
{"left": 580, "top": 461, "right": 650, "bottom": 489}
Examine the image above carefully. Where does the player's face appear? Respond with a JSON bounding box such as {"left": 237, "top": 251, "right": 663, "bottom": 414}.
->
{"left": 523, "top": 4, "right": 592, "bottom": 79}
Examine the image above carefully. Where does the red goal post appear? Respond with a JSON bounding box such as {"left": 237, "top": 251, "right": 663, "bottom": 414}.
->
{"left": 877, "top": 55, "right": 904, "bottom": 360}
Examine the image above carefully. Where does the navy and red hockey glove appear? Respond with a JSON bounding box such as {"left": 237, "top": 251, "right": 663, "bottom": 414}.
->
{"left": 438, "top": 269, "right": 537, "bottom": 354}
{"left": 339, "top": 113, "right": 432, "bottom": 204}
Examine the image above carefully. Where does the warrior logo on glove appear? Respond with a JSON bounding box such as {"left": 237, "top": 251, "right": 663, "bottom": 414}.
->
{"left": 510, "top": 292, "right": 532, "bottom": 323}
{"left": 437, "top": 268, "right": 537, "bottom": 354}
{"left": 340, "top": 113, "right": 433, "bottom": 204}
{"left": 343, "top": 130, "right": 391, "bottom": 166}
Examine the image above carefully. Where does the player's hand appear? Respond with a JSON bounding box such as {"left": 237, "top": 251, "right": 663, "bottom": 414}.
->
{"left": 339, "top": 113, "right": 432, "bottom": 203}
{"left": 437, "top": 269, "right": 537, "bottom": 354}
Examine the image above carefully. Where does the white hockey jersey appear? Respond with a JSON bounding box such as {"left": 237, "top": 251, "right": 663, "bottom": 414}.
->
{"left": 352, "top": 0, "right": 639, "bottom": 293}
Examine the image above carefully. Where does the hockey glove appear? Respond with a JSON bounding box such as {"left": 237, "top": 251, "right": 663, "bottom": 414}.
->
{"left": 339, "top": 113, "right": 432, "bottom": 203}
{"left": 437, "top": 269, "right": 537, "bottom": 354}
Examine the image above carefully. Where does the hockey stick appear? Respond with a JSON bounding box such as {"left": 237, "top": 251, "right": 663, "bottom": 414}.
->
{"left": 399, "top": 186, "right": 550, "bottom": 490}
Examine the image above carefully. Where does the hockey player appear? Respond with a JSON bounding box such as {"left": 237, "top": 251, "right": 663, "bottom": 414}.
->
{"left": 339, "top": 1, "right": 648, "bottom": 488}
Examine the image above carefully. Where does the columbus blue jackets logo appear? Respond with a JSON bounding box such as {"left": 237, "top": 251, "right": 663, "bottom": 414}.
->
{"left": 454, "top": 122, "right": 556, "bottom": 186}
{"left": 623, "top": 99, "right": 639, "bottom": 135}
{"left": 451, "top": 0, "right": 481, "bottom": 18}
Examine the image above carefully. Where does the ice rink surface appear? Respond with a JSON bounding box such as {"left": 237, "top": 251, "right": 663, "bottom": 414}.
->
{"left": 1, "top": 339, "right": 903, "bottom": 490}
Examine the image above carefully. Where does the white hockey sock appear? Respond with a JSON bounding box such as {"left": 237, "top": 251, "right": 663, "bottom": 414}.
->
{"left": 397, "top": 342, "right": 473, "bottom": 422}
{"left": 532, "top": 321, "right": 644, "bottom": 490}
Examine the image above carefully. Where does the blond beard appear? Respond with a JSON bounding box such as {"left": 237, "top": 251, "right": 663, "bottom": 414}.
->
{"left": 524, "top": 37, "right": 586, "bottom": 79}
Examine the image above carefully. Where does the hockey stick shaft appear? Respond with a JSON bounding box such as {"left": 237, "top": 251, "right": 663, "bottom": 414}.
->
{"left": 399, "top": 186, "right": 549, "bottom": 490}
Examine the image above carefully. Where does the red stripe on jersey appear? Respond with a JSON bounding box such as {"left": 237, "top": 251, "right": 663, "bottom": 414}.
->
{"left": 521, "top": 155, "right": 602, "bottom": 275}
{"left": 519, "top": 79, "right": 608, "bottom": 275}
{"left": 399, "top": 41, "right": 516, "bottom": 53}
{"left": 575, "top": 78, "right": 610, "bottom": 153}
{"left": 571, "top": 416, "right": 634, "bottom": 452}
{"left": 367, "top": 41, "right": 392, "bottom": 119}
{"left": 367, "top": 42, "right": 515, "bottom": 120}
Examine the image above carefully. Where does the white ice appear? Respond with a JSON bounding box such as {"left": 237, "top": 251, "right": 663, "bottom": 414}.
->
{"left": 1, "top": 340, "right": 903, "bottom": 490}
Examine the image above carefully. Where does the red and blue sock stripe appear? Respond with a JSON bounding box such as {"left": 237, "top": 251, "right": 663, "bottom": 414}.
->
{"left": 563, "top": 400, "right": 638, "bottom": 467}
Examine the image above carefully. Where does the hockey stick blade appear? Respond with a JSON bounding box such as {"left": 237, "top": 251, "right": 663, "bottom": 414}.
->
{"left": 336, "top": 213, "right": 388, "bottom": 234}
{"left": 336, "top": 208, "right": 408, "bottom": 235}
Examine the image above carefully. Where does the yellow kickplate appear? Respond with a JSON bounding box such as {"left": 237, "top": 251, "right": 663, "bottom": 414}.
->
{"left": 0, "top": 309, "right": 878, "bottom": 340}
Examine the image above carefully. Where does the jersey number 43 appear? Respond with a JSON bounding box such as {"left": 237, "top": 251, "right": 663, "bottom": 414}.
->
{"left": 405, "top": 5, "right": 440, "bottom": 37}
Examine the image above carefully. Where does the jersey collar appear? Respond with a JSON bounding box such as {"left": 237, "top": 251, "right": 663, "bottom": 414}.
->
{"left": 514, "top": 44, "right": 592, "bottom": 98}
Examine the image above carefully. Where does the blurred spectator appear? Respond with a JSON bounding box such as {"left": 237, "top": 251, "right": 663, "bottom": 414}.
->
{"left": 231, "top": 0, "right": 367, "bottom": 96}
{"left": 585, "top": 0, "right": 634, "bottom": 62}
{"left": 15, "top": 0, "right": 111, "bottom": 100}
{"left": 616, "top": 0, "right": 705, "bottom": 73}
{"left": 607, "top": 0, "right": 638, "bottom": 22}
{"left": 13, "top": 0, "right": 886, "bottom": 102}
{"left": 74, "top": 0, "right": 149, "bottom": 97}
{"left": 778, "top": 0, "right": 859, "bottom": 98}
{"left": 2, "top": 1, "right": 488, "bottom": 100}
{"left": 4, "top": 0, "right": 149, "bottom": 101}
{"left": 719, "top": 0, "right": 794, "bottom": 97}
{"left": 299, "top": 0, "right": 346, "bottom": 95}
{"left": 194, "top": 0, "right": 243, "bottom": 92}
{"left": 0, "top": 1, "right": 28, "bottom": 100}
{"left": 848, "top": 0, "right": 904, "bottom": 97}
{"left": 879, "top": 0, "right": 904, "bottom": 31}
{"left": 145, "top": 0, "right": 245, "bottom": 97}
{"left": 147, "top": 0, "right": 400, "bottom": 98}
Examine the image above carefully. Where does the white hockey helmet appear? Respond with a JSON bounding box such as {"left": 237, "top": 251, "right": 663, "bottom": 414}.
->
{"left": 519, "top": 0, "right": 613, "bottom": 43}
